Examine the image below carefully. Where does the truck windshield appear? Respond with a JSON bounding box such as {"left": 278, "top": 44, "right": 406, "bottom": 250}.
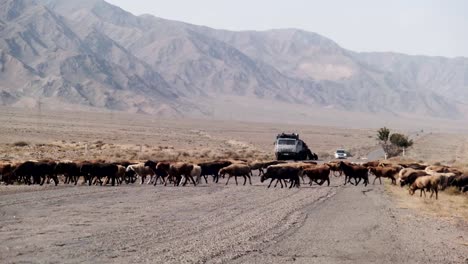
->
{"left": 278, "top": 139, "right": 296, "bottom": 145}
{"left": 336, "top": 150, "right": 345, "bottom": 153}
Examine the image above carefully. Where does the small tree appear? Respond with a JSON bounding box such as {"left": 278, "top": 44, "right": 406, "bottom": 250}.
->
{"left": 390, "top": 133, "right": 413, "bottom": 148}
{"left": 377, "top": 128, "right": 414, "bottom": 158}
{"left": 377, "top": 127, "right": 390, "bottom": 144}
{"left": 390, "top": 133, "right": 413, "bottom": 156}
{"left": 377, "top": 127, "right": 392, "bottom": 158}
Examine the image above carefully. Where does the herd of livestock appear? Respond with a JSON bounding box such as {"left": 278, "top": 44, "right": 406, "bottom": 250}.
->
{"left": 0, "top": 159, "right": 467, "bottom": 198}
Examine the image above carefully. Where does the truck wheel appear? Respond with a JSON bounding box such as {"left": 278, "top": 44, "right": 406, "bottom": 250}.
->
{"left": 299, "top": 152, "right": 307, "bottom": 161}
{"left": 276, "top": 154, "right": 283, "bottom": 161}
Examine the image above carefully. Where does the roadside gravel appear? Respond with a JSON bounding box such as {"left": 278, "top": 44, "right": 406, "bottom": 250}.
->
{"left": 0, "top": 179, "right": 466, "bottom": 263}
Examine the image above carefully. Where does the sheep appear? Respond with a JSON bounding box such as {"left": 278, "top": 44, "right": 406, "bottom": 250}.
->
{"left": 0, "top": 162, "right": 16, "bottom": 185}
{"left": 126, "top": 163, "right": 155, "bottom": 185}
{"left": 398, "top": 168, "right": 428, "bottom": 187}
{"left": 447, "top": 168, "right": 464, "bottom": 176}
{"left": 327, "top": 161, "right": 342, "bottom": 177}
{"left": 13, "top": 161, "right": 58, "bottom": 186}
{"left": 104, "top": 165, "right": 126, "bottom": 185}
{"left": 227, "top": 159, "right": 248, "bottom": 165}
{"left": 262, "top": 160, "right": 287, "bottom": 168}
{"left": 338, "top": 161, "right": 369, "bottom": 186}
{"left": 378, "top": 162, "right": 400, "bottom": 168}
{"left": 167, "top": 162, "right": 195, "bottom": 186}
{"left": 249, "top": 161, "right": 266, "bottom": 176}
{"left": 409, "top": 175, "right": 440, "bottom": 199}
{"left": 423, "top": 172, "right": 455, "bottom": 190}
{"left": 368, "top": 166, "right": 401, "bottom": 185}
{"left": 113, "top": 160, "right": 139, "bottom": 168}
{"left": 285, "top": 162, "right": 317, "bottom": 172}
{"left": 191, "top": 165, "right": 202, "bottom": 185}
{"left": 180, "top": 165, "right": 202, "bottom": 186}
{"left": 80, "top": 162, "right": 118, "bottom": 186}
{"left": 302, "top": 164, "right": 331, "bottom": 186}
{"left": 144, "top": 160, "right": 170, "bottom": 185}
{"left": 254, "top": 161, "right": 289, "bottom": 182}
{"left": 219, "top": 164, "right": 252, "bottom": 186}
{"left": 424, "top": 165, "right": 463, "bottom": 176}
{"left": 399, "top": 162, "right": 427, "bottom": 170}
{"left": 13, "top": 161, "right": 38, "bottom": 185}
{"left": 362, "top": 161, "right": 381, "bottom": 168}
{"left": 462, "top": 185, "right": 468, "bottom": 193}
{"left": 116, "top": 165, "right": 126, "bottom": 185}
{"left": 260, "top": 165, "right": 301, "bottom": 188}
{"left": 54, "top": 161, "right": 80, "bottom": 185}
{"left": 425, "top": 165, "right": 449, "bottom": 174}
{"left": 448, "top": 175, "right": 468, "bottom": 191}
{"left": 271, "top": 162, "right": 316, "bottom": 184}
{"left": 198, "top": 160, "right": 232, "bottom": 183}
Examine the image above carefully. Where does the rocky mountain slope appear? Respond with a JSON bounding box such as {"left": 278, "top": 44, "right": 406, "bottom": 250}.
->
{"left": 1, "top": 0, "right": 467, "bottom": 120}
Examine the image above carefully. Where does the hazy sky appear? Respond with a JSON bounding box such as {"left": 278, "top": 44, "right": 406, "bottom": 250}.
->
{"left": 106, "top": 0, "right": 468, "bottom": 58}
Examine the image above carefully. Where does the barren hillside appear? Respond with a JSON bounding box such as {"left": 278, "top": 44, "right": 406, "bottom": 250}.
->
{"left": 0, "top": 0, "right": 467, "bottom": 122}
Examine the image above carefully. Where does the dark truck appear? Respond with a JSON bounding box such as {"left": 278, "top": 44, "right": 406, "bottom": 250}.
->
{"left": 274, "top": 133, "right": 318, "bottom": 161}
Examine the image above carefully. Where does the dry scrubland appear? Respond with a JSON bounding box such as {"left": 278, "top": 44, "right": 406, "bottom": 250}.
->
{"left": 406, "top": 132, "right": 468, "bottom": 167}
{"left": 0, "top": 107, "right": 380, "bottom": 162}
{"left": 1, "top": 107, "right": 468, "bottom": 263}
{"left": 2, "top": 107, "right": 468, "bottom": 165}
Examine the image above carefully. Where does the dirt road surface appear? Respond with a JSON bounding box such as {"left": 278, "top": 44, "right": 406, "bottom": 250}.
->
{"left": 1, "top": 178, "right": 467, "bottom": 264}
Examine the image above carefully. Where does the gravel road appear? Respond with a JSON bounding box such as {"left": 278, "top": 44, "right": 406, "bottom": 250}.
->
{"left": 0, "top": 178, "right": 466, "bottom": 263}
{"left": 233, "top": 184, "right": 467, "bottom": 264}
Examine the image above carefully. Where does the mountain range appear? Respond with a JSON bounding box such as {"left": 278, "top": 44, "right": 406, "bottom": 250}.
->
{"left": 1, "top": 0, "right": 467, "bottom": 121}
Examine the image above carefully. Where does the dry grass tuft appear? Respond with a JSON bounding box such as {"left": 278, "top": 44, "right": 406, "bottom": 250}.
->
{"left": 386, "top": 184, "right": 468, "bottom": 222}
{"left": 13, "top": 141, "right": 29, "bottom": 147}
{"left": 444, "top": 186, "right": 463, "bottom": 196}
